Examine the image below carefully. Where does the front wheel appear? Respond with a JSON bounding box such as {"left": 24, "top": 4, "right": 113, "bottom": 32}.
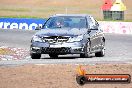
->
{"left": 80, "top": 42, "right": 90, "bottom": 58}
{"left": 31, "top": 53, "right": 41, "bottom": 59}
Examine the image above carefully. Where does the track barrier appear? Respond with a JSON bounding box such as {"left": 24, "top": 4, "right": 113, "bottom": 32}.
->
{"left": 0, "top": 18, "right": 132, "bottom": 34}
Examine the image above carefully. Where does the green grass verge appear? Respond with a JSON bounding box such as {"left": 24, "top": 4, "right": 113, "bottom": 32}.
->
{"left": 0, "top": 8, "right": 30, "bottom": 12}
{"left": 0, "top": 16, "right": 42, "bottom": 19}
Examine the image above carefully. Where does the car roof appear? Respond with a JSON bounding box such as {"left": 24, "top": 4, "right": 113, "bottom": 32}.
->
{"left": 51, "top": 14, "right": 91, "bottom": 17}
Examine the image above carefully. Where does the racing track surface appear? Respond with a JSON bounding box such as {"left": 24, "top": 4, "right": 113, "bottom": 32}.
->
{"left": 0, "top": 29, "right": 132, "bottom": 65}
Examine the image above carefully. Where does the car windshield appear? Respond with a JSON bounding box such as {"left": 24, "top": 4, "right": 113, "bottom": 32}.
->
{"left": 43, "top": 16, "right": 87, "bottom": 29}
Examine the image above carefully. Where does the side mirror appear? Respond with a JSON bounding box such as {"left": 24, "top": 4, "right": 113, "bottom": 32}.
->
{"left": 88, "top": 28, "right": 98, "bottom": 34}
{"left": 35, "top": 26, "right": 41, "bottom": 30}
{"left": 89, "top": 25, "right": 98, "bottom": 31}
{"left": 90, "top": 28, "right": 98, "bottom": 30}
{"left": 87, "top": 29, "right": 91, "bottom": 33}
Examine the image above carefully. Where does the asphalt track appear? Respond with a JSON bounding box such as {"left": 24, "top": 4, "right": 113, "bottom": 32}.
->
{"left": 0, "top": 29, "right": 132, "bottom": 65}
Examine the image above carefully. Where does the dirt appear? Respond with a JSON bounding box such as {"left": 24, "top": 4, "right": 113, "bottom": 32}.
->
{"left": 0, "top": 64, "right": 131, "bottom": 88}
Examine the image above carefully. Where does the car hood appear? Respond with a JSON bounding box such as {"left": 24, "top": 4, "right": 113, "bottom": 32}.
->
{"left": 35, "top": 28, "right": 87, "bottom": 37}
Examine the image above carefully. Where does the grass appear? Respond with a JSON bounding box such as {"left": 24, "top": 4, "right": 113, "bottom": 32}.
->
{"left": 0, "top": 8, "right": 30, "bottom": 12}
{"left": 0, "top": 0, "right": 131, "bottom": 21}
{"left": 0, "top": 15, "right": 42, "bottom": 19}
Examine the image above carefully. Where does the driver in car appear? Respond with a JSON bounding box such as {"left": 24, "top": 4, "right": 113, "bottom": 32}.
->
{"left": 55, "top": 19, "right": 64, "bottom": 28}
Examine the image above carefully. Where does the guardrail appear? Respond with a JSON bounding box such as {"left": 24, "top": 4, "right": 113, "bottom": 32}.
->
{"left": 0, "top": 18, "right": 132, "bottom": 34}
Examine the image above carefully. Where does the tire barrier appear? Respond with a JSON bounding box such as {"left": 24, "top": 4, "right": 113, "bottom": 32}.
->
{"left": 0, "top": 18, "right": 132, "bottom": 35}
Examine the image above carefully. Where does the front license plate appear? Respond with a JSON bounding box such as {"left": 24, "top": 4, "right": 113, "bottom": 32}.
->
{"left": 50, "top": 44, "right": 61, "bottom": 48}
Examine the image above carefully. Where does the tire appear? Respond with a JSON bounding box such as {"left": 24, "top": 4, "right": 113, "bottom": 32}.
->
{"left": 95, "top": 41, "right": 105, "bottom": 57}
{"left": 49, "top": 54, "right": 58, "bottom": 58}
{"left": 95, "top": 49, "right": 105, "bottom": 57}
{"left": 80, "top": 42, "right": 90, "bottom": 58}
{"left": 76, "top": 75, "right": 86, "bottom": 85}
{"left": 31, "top": 53, "right": 41, "bottom": 59}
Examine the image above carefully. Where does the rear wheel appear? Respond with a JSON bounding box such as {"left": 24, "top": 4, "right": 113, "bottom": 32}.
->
{"left": 49, "top": 54, "right": 58, "bottom": 58}
{"left": 95, "top": 40, "right": 105, "bottom": 57}
{"left": 31, "top": 53, "right": 41, "bottom": 59}
{"left": 80, "top": 42, "right": 90, "bottom": 58}
{"left": 95, "top": 48, "right": 105, "bottom": 57}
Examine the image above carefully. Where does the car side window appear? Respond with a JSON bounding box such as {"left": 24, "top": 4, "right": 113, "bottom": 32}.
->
{"left": 95, "top": 20, "right": 99, "bottom": 27}
{"left": 42, "top": 18, "right": 52, "bottom": 29}
{"left": 88, "top": 16, "right": 98, "bottom": 30}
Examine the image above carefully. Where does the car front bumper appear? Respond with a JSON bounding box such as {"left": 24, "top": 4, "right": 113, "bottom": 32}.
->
{"left": 30, "top": 41, "right": 85, "bottom": 54}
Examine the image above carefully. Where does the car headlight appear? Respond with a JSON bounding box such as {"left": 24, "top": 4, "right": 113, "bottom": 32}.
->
{"left": 32, "top": 35, "right": 43, "bottom": 42}
{"left": 68, "top": 35, "right": 83, "bottom": 42}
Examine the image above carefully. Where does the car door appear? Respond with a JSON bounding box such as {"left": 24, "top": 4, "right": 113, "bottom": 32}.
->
{"left": 94, "top": 20, "right": 104, "bottom": 51}
{"left": 88, "top": 16, "right": 100, "bottom": 52}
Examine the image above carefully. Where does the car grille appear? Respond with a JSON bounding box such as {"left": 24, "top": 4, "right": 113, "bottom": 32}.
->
{"left": 42, "top": 36, "right": 69, "bottom": 43}
{"left": 42, "top": 47, "right": 71, "bottom": 54}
